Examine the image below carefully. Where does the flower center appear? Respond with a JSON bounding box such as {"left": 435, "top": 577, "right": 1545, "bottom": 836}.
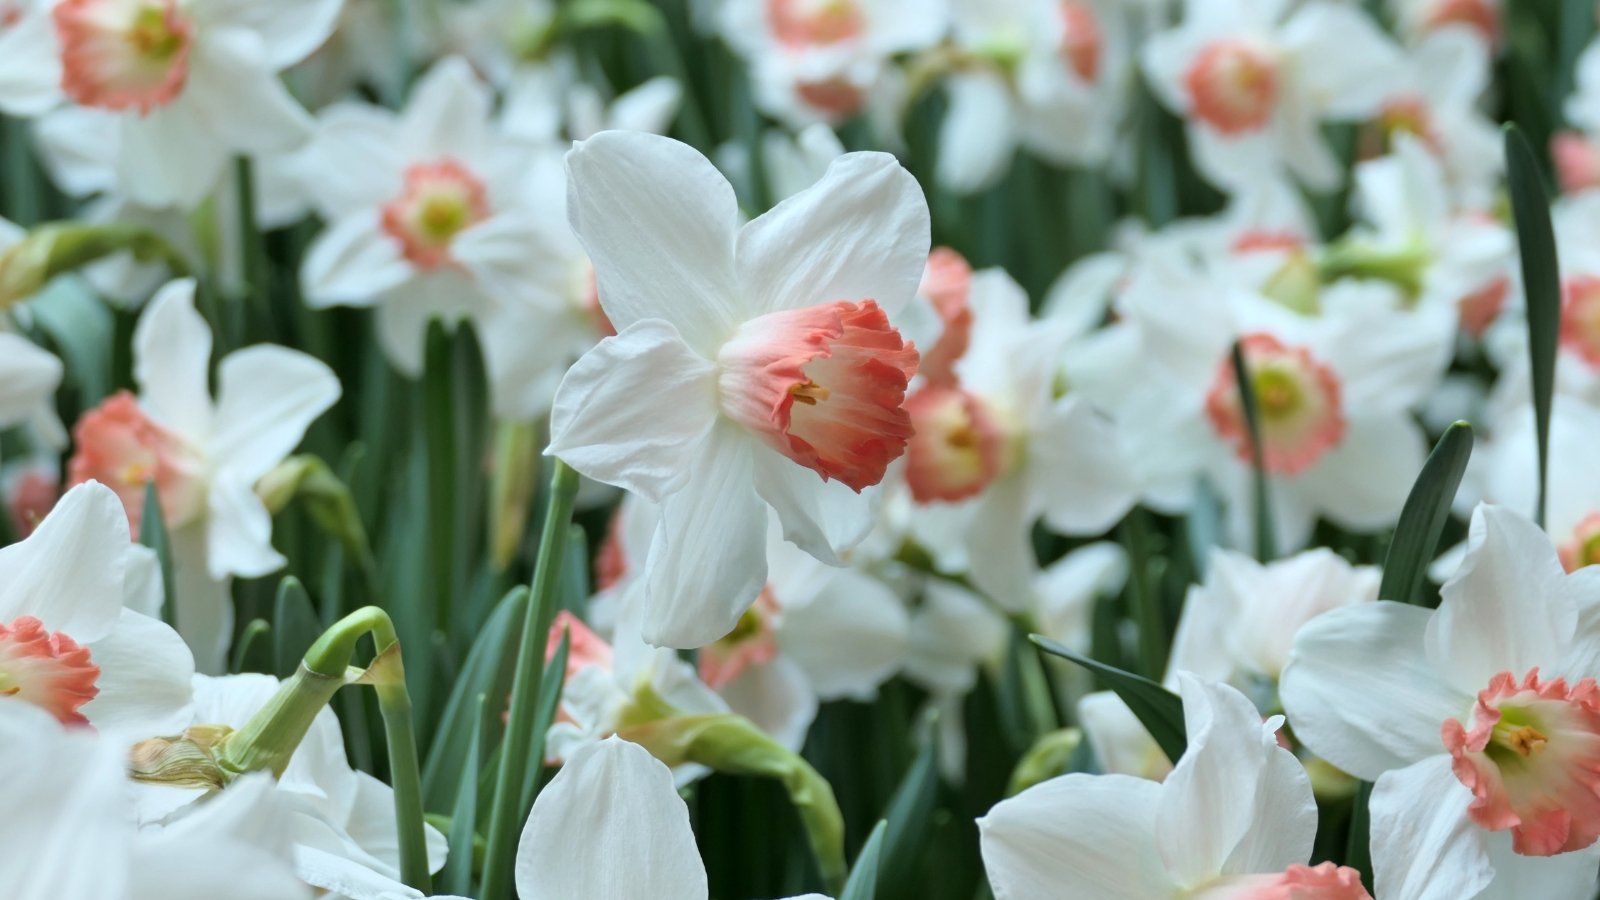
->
{"left": 917, "top": 247, "right": 974, "bottom": 386}
{"left": 0, "top": 1, "right": 22, "bottom": 29}
{"left": 545, "top": 610, "right": 615, "bottom": 682}
{"left": 1185, "top": 862, "right": 1373, "bottom": 899}
{"left": 67, "top": 390, "right": 206, "bottom": 536}
{"left": 903, "top": 385, "right": 1013, "bottom": 503}
{"left": 1442, "top": 668, "right": 1600, "bottom": 856}
{"left": 1459, "top": 275, "right": 1510, "bottom": 337}
{"left": 1559, "top": 513, "right": 1600, "bottom": 573}
{"left": 698, "top": 588, "right": 781, "bottom": 690}
{"left": 795, "top": 77, "right": 866, "bottom": 118}
{"left": 380, "top": 160, "right": 491, "bottom": 269}
{"left": 1560, "top": 275, "right": 1600, "bottom": 370}
{"left": 1184, "top": 39, "right": 1279, "bottom": 135}
{"left": 1057, "top": 1, "right": 1102, "bottom": 81}
{"left": 717, "top": 299, "right": 919, "bottom": 492}
{"left": 54, "top": 0, "right": 193, "bottom": 113}
{"left": 0, "top": 616, "right": 100, "bottom": 726}
{"left": 1204, "top": 334, "right": 1347, "bottom": 476}
{"left": 768, "top": 0, "right": 863, "bottom": 48}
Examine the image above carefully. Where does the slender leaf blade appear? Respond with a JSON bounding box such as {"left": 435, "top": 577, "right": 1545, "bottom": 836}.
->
{"left": 1379, "top": 422, "right": 1473, "bottom": 606}
{"left": 139, "top": 481, "right": 175, "bottom": 626}
{"left": 1030, "top": 635, "right": 1187, "bottom": 763}
{"left": 878, "top": 727, "right": 939, "bottom": 898}
{"left": 840, "top": 820, "right": 888, "bottom": 900}
{"left": 272, "top": 576, "right": 321, "bottom": 678}
{"left": 1505, "top": 125, "right": 1560, "bottom": 527}
{"left": 443, "top": 694, "right": 488, "bottom": 895}
{"left": 1230, "top": 341, "right": 1276, "bottom": 561}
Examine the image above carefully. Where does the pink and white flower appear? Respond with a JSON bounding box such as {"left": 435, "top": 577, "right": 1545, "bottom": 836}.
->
{"left": 298, "top": 57, "right": 570, "bottom": 377}
{"left": 1281, "top": 505, "right": 1600, "bottom": 898}
{"left": 0, "top": 0, "right": 343, "bottom": 209}
{"left": 548, "top": 130, "right": 929, "bottom": 648}
{"left": 981, "top": 675, "right": 1370, "bottom": 899}
{"left": 67, "top": 279, "right": 340, "bottom": 672}
{"left": 1141, "top": 0, "right": 1403, "bottom": 192}
{"left": 0, "top": 480, "right": 193, "bottom": 743}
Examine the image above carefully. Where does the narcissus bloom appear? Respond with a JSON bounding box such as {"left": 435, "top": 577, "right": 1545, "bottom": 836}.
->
{"left": 67, "top": 279, "right": 340, "bottom": 672}
{"left": 0, "top": 332, "right": 63, "bottom": 455}
{"left": 0, "top": 480, "right": 193, "bottom": 742}
{"left": 0, "top": 701, "right": 306, "bottom": 900}
{"left": 516, "top": 736, "right": 829, "bottom": 900}
{"left": 548, "top": 130, "right": 929, "bottom": 648}
{"left": 1142, "top": 0, "right": 1402, "bottom": 191}
{"left": 1282, "top": 505, "right": 1600, "bottom": 898}
{"left": 0, "top": 0, "right": 341, "bottom": 209}
{"left": 981, "top": 675, "right": 1371, "bottom": 899}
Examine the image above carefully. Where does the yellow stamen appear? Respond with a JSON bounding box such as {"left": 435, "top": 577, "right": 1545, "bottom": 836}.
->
{"left": 1506, "top": 725, "right": 1549, "bottom": 757}
{"left": 790, "top": 381, "right": 830, "bottom": 405}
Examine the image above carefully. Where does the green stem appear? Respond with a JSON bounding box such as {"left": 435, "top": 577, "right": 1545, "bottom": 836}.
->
{"left": 234, "top": 157, "right": 265, "bottom": 326}
{"left": 1230, "top": 341, "right": 1277, "bottom": 562}
{"left": 303, "top": 607, "right": 432, "bottom": 894}
{"left": 479, "top": 459, "right": 580, "bottom": 900}
{"left": 1122, "top": 510, "right": 1166, "bottom": 680}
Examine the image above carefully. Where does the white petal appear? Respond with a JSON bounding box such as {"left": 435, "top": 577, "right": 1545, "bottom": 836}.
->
{"left": 123, "top": 545, "right": 165, "bottom": 619}
{"left": 398, "top": 57, "right": 493, "bottom": 160}
{"left": 210, "top": 345, "right": 341, "bottom": 484}
{"left": 964, "top": 472, "right": 1038, "bottom": 612}
{"left": 297, "top": 103, "right": 405, "bottom": 218}
{"left": 1280, "top": 602, "right": 1466, "bottom": 781}
{"left": 547, "top": 320, "right": 720, "bottom": 502}
{"left": 198, "top": 0, "right": 342, "bottom": 69}
{"left": 1077, "top": 691, "right": 1169, "bottom": 780}
{"left": 978, "top": 773, "right": 1171, "bottom": 899}
{"left": 779, "top": 568, "right": 909, "bottom": 700}
{"left": 134, "top": 279, "right": 214, "bottom": 439}
{"left": 117, "top": 103, "right": 229, "bottom": 209}
{"left": 515, "top": 737, "right": 709, "bottom": 900}
{"left": 0, "top": 334, "right": 61, "bottom": 426}
{"left": 1427, "top": 504, "right": 1578, "bottom": 694}
{"left": 749, "top": 447, "right": 876, "bottom": 565}
{"left": 1300, "top": 413, "right": 1426, "bottom": 531}
{"left": 184, "top": 27, "right": 312, "bottom": 154}
{"left": 1033, "top": 542, "right": 1128, "bottom": 652}
{"left": 641, "top": 424, "right": 768, "bottom": 648}
{"left": 565, "top": 131, "right": 739, "bottom": 355}
{"left": 1477, "top": 834, "right": 1600, "bottom": 900}
{"left": 300, "top": 213, "right": 414, "bottom": 308}
{"left": 0, "top": 9, "right": 62, "bottom": 116}
{"left": 1369, "top": 757, "right": 1493, "bottom": 900}
{"left": 171, "top": 524, "right": 236, "bottom": 675}
{"left": 717, "top": 657, "right": 817, "bottom": 751}
{"left": 206, "top": 475, "right": 285, "bottom": 579}
{"left": 1158, "top": 675, "right": 1312, "bottom": 886}
{"left": 340, "top": 770, "right": 449, "bottom": 876}
{"left": 82, "top": 609, "right": 194, "bottom": 745}
{"left": 737, "top": 151, "right": 930, "bottom": 319}
{"left": 1032, "top": 395, "right": 1139, "bottom": 535}
{"left": 1281, "top": 3, "right": 1403, "bottom": 119}
{"left": 0, "top": 481, "right": 128, "bottom": 642}
{"left": 935, "top": 71, "right": 1018, "bottom": 195}
{"left": 134, "top": 773, "right": 305, "bottom": 900}
{"left": 0, "top": 702, "right": 132, "bottom": 900}
{"left": 451, "top": 214, "right": 570, "bottom": 311}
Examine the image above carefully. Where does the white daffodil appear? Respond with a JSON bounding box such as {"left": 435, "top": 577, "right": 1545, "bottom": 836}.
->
{"left": 133, "top": 672, "right": 449, "bottom": 898}
{"left": 1066, "top": 250, "right": 1454, "bottom": 551}
{"left": 0, "top": 0, "right": 342, "bottom": 210}
{"left": 1169, "top": 547, "right": 1379, "bottom": 694}
{"left": 981, "top": 675, "right": 1372, "bottom": 899}
{"left": 1386, "top": 0, "right": 1499, "bottom": 47}
{"left": 1281, "top": 505, "right": 1600, "bottom": 899}
{"left": 0, "top": 480, "right": 193, "bottom": 743}
{"left": 67, "top": 279, "right": 340, "bottom": 672}
{"left": 516, "top": 736, "right": 830, "bottom": 900}
{"left": 0, "top": 333, "right": 63, "bottom": 453}
{"left": 0, "top": 700, "right": 307, "bottom": 900}
{"left": 939, "top": 0, "right": 1132, "bottom": 193}
{"left": 548, "top": 130, "right": 929, "bottom": 648}
{"left": 718, "top": 0, "right": 943, "bottom": 128}
{"left": 297, "top": 56, "right": 570, "bottom": 375}
{"left": 896, "top": 267, "right": 1137, "bottom": 608}
{"left": 1141, "top": 0, "right": 1402, "bottom": 192}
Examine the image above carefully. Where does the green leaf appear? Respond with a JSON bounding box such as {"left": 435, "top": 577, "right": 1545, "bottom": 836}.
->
{"left": 1230, "top": 340, "right": 1276, "bottom": 561}
{"left": 877, "top": 726, "right": 939, "bottom": 898}
{"left": 138, "top": 481, "right": 175, "bottom": 627}
{"left": 422, "top": 585, "right": 528, "bottom": 809}
{"left": 840, "top": 820, "right": 888, "bottom": 900}
{"left": 443, "top": 694, "right": 488, "bottom": 895}
{"left": 272, "top": 577, "right": 321, "bottom": 678}
{"left": 1505, "top": 125, "right": 1561, "bottom": 528}
{"left": 519, "top": 628, "right": 569, "bottom": 812}
{"left": 230, "top": 618, "right": 272, "bottom": 675}
{"left": 1030, "top": 635, "right": 1187, "bottom": 764}
{"left": 1379, "top": 422, "right": 1473, "bottom": 606}
{"left": 1345, "top": 780, "right": 1374, "bottom": 892}
{"left": 423, "top": 318, "right": 459, "bottom": 635}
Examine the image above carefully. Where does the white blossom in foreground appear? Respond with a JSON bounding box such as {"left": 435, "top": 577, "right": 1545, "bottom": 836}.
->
{"left": 548, "top": 130, "right": 929, "bottom": 648}
{"left": 0, "top": 700, "right": 306, "bottom": 900}
{"left": 0, "top": 480, "right": 192, "bottom": 741}
{"left": 1282, "top": 505, "right": 1600, "bottom": 899}
{"left": 981, "top": 675, "right": 1371, "bottom": 899}
{"left": 67, "top": 279, "right": 340, "bottom": 672}
{"left": 515, "top": 736, "right": 829, "bottom": 900}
